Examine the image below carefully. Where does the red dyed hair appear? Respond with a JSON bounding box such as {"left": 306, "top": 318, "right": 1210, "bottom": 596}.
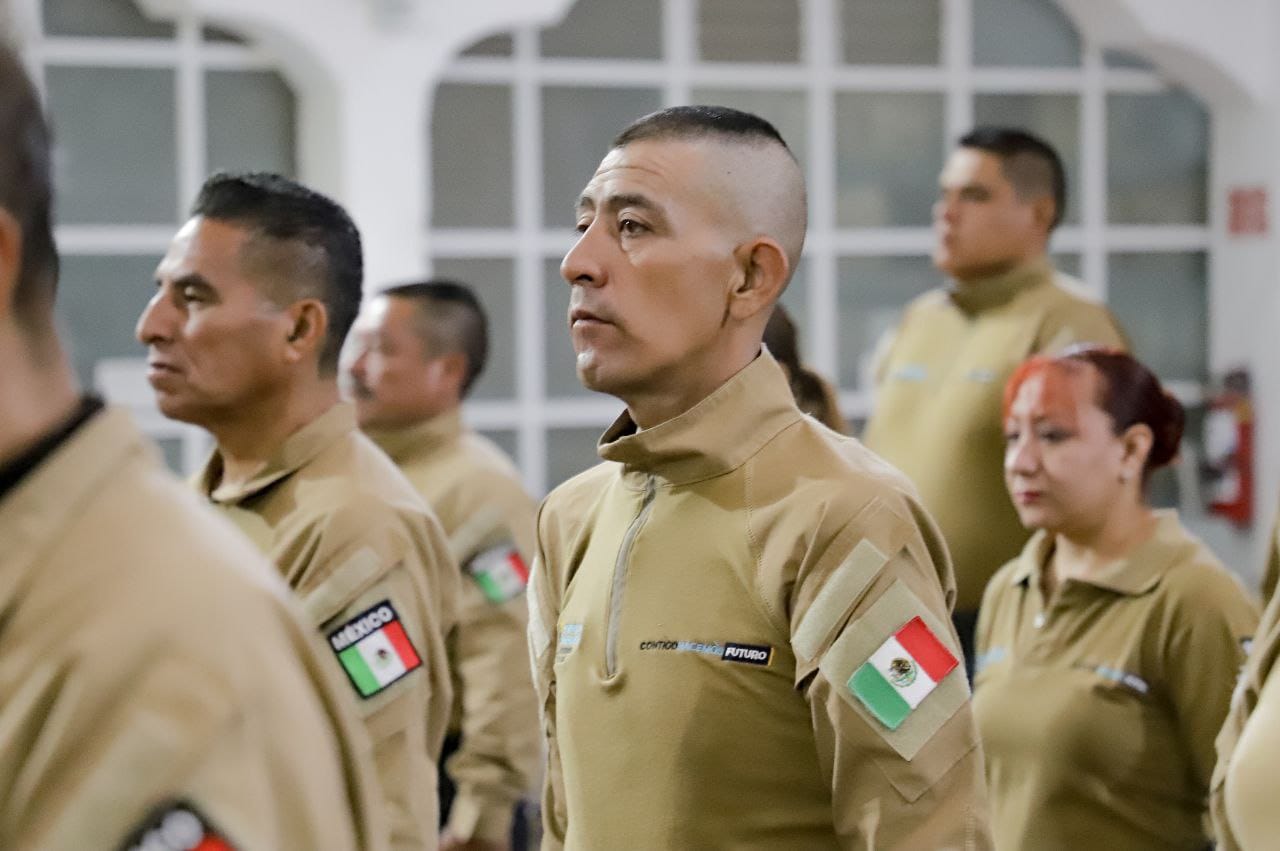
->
{"left": 1003, "top": 346, "right": 1184, "bottom": 477}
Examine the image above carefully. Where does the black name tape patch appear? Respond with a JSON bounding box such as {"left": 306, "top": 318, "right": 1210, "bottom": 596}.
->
{"left": 638, "top": 639, "right": 773, "bottom": 666}
{"left": 721, "top": 642, "right": 773, "bottom": 666}
{"left": 119, "top": 800, "right": 236, "bottom": 851}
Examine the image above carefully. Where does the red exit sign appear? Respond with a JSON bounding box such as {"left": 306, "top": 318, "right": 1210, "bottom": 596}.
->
{"left": 1229, "top": 186, "right": 1268, "bottom": 236}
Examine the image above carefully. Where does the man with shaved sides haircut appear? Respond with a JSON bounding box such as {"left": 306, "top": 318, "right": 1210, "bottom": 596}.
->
{"left": 138, "top": 171, "right": 459, "bottom": 851}
{"left": 864, "top": 127, "right": 1125, "bottom": 674}
{"left": 0, "top": 43, "right": 391, "bottom": 849}
{"left": 529, "top": 105, "right": 991, "bottom": 848}
{"left": 350, "top": 280, "right": 540, "bottom": 851}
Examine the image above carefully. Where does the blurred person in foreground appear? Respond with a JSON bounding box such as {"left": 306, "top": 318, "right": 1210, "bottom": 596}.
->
{"left": 137, "top": 171, "right": 459, "bottom": 851}
{"left": 974, "top": 346, "right": 1256, "bottom": 850}
{"left": 764, "top": 303, "right": 848, "bottom": 433}
{"left": 529, "top": 104, "right": 991, "bottom": 849}
{"left": 0, "top": 43, "right": 387, "bottom": 850}
{"left": 863, "top": 128, "right": 1126, "bottom": 670}
{"left": 350, "top": 280, "right": 540, "bottom": 851}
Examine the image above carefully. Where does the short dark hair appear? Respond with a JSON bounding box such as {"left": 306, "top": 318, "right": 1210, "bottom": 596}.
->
{"left": 613, "top": 105, "right": 794, "bottom": 156}
{"left": 381, "top": 279, "right": 488, "bottom": 397}
{"left": 192, "top": 172, "right": 362, "bottom": 373}
{"left": 0, "top": 45, "right": 59, "bottom": 334}
{"left": 959, "top": 127, "right": 1067, "bottom": 230}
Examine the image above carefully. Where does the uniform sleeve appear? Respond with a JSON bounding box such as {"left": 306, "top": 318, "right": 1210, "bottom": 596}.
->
{"left": 528, "top": 505, "right": 569, "bottom": 850}
{"left": 788, "top": 496, "right": 992, "bottom": 850}
{"left": 444, "top": 513, "right": 541, "bottom": 844}
{"left": 1260, "top": 512, "right": 1280, "bottom": 606}
{"left": 1162, "top": 572, "right": 1259, "bottom": 792}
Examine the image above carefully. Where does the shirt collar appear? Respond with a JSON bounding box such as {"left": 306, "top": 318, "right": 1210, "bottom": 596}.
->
{"left": 1010, "top": 510, "right": 1186, "bottom": 596}
{"left": 363, "top": 408, "right": 462, "bottom": 464}
{"left": 597, "top": 347, "right": 803, "bottom": 486}
{"left": 0, "top": 396, "right": 104, "bottom": 501}
{"left": 947, "top": 256, "right": 1053, "bottom": 315}
{"left": 196, "top": 402, "right": 358, "bottom": 505}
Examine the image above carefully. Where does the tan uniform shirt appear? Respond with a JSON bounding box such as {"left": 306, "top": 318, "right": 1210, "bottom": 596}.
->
{"left": 0, "top": 407, "right": 388, "bottom": 850}
{"left": 367, "top": 411, "right": 540, "bottom": 844}
{"left": 1258, "top": 508, "right": 1278, "bottom": 605}
{"left": 1212, "top": 557, "right": 1280, "bottom": 849}
{"left": 530, "top": 351, "right": 992, "bottom": 850}
{"left": 974, "top": 512, "right": 1257, "bottom": 850}
{"left": 195, "top": 402, "right": 459, "bottom": 851}
{"left": 863, "top": 258, "right": 1126, "bottom": 612}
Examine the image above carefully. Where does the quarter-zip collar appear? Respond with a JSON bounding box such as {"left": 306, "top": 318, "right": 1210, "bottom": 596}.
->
{"left": 947, "top": 256, "right": 1053, "bottom": 316}
{"left": 597, "top": 348, "right": 803, "bottom": 487}
{"left": 363, "top": 409, "right": 462, "bottom": 465}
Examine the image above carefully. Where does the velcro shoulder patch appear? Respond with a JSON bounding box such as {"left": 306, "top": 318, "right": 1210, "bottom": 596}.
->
{"left": 793, "top": 538, "right": 888, "bottom": 661}
{"left": 819, "top": 579, "right": 967, "bottom": 760}
{"left": 119, "top": 801, "right": 236, "bottom": 851}
{"left": 327, "top": 600, "right": 422, "bottom": 698}
{"left": 467, "top": 543, "right": 530, "bottom": 604}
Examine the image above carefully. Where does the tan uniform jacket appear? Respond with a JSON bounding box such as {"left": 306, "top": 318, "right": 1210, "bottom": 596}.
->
{"left": 975, "top": 512, "right": 1257, "bottom": 850}
{"left": 368, "top": 411, "right": 540, "bottom": 844}
{"left": 863, "top": 258, "right": 1126, "bottom": 612}
{"left": 195, "top": 403, "right": 459, "bottom": 851}
{"left": 0, "top": 407, "right": 388, "bottom": 850}
{"left": 1212, "top": 555, "right": 1280, "bottom": 849}
{"left": 529, "top": 351, "right": 992, "bottom": 850}
{"left": 1258, "top": 509, "right": 1278, "bottom": 605}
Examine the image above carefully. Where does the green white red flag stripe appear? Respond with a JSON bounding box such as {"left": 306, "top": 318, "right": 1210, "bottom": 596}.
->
{"left": 849, "top": 616, "right": 957, "bottom": 730}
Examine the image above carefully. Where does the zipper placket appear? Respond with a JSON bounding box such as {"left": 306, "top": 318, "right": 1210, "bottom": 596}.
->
{"left": 604, "top": 475, "right": 657, "bottom": 678}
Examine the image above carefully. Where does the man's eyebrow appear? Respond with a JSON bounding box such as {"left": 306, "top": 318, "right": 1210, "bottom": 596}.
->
{"left": 574, "top": 192, "right": 663, "bottom": 216}
{"left": 157, "top": 271, "right": 215, "bottom": 294}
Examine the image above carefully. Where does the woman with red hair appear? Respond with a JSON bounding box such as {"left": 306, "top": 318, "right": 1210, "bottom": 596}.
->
{"left": 973, "top": 346, "right": 1257, "bottom": 850}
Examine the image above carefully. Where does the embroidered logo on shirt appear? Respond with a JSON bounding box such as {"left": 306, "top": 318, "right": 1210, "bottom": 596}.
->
{"left": 974, "top": 646, "right": 1007, "bottom": 675}
{"left": 965, "top": 367, "right": 997, "bottom": 383}
{"left": 849, "top": 616, "right": 958, "bottom": 730}
{"left": 119, "top": 801, "right": 237, "bottom": 851}
{"left": 556, "top": 623, "right": 584, "bottom": 663}
{"left": 722, "top": 642, "right": 773, "bottom": 666}
{"left": 467, "top": 543, "right": 529, "bottom": 604}
{"left": 1075, "top": 662, "right": 1149, "bottom": 695}
{"left": 637, "top": 639, "right": 773, "bottom": 666}
{"left": 889, "top": 363, "right": 928, "bottom": 383}
{"left": 327, "top": 600, "right": 422, "bottom": 698}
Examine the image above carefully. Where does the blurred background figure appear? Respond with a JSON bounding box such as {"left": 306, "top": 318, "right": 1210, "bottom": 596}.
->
{"left": 350, "top": 280, "right": 540, "bottom": 851}
{"left": 863, "top": 127, "right": 1126, "bottom": 673}
{"left": 764, "top": 303, "right": 847, "bottom": 433}
{"left": 975, "top": 346, "right": 1256, "bottom": 851}
{"left": 0, "top": 41, "right": 386, "bottom": 851}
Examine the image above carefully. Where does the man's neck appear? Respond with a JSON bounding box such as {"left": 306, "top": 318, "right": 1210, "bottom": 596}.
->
{"left": 623, "top": 344, "right": 760, "bottom": 430}
{"left": 0, "top": 334, "right": 82, "bottom": 468}
{"left": 209, "top": 377, "right": 340, "bottom": 488}
{"left": 950, "top": 250, "right": 1046, "bottom": 288}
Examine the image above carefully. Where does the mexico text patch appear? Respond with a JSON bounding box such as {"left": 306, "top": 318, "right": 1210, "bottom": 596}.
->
{"left": 118, "top": 801, "right": 236, "bottom": 851}
{"left": 328, "top": 600, "right": 421, "bottom": 698}
{"left": 468, "top": 543, "right": 530, "bottom": 604}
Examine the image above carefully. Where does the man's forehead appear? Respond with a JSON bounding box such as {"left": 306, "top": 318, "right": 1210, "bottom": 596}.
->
{"left": 939, "top": 147, "right": 1007, "bottom": 187}
{"left": 580, "top": 138, "right": 711, "bottom": 201}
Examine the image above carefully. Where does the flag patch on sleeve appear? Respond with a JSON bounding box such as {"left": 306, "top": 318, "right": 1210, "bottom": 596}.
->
{"left": 118, "top": 801, "right": 236, "bottom": 851}
{"left": 467, "top": 544, "right": 530, "bottom": 604}
{"left": 327, "top": 600, "right": 422, "bottom": 698}
{"left": 849, "top": 616, "right": 958, "bottom": 730}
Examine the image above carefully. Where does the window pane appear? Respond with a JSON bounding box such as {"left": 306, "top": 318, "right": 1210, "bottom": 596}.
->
{"left": 689, "top": 89, "right": 808, "bottom": 168}
{"left": 432, "top": 84, "right": 514, "bottom": 228}
{"left": 835, "top": 92, "right": 945, "bottom": 227}
{"left": 43, "top": 0, "right": 173, "bottom": 38}
{"left": 46, "top": 67, "right": 178, "bottom": 225}
{"left": 1107, "top": 91, "right": 1208, "bottom": 224}
{"left": 543, "top": 258, "right": 594, "bottom": 398}
{"left": 1107, "top": 252, "right": 1207, "bottom": 380}
{"left": 477, "top": 429, "right": 520, "bottom": 465}
{"left": 433, "top": 257, "right": 517, "bottom": 400}
{"left": 203, "top": 25, "right": 244, "bottom": 44}
{"left": 972, "top": 0, "right": 1080, "bottom": 68}
{"left": 547, "top": 427, "right": 605, "bottom": 489}
{"left": 57, "top": 254, "right": 159, "bottom": 387}
{"left": 775, "top": 261, "right": 809, "bottom": 359}
{"left": 1052, "top": 253, "right": 1081, "bottom": 279}
{"left": 206, "top": 70, "right": 296, "bottom": 177}
{"left": 699, "top": 0, "right": 800, "bottom": 64}
{"left": 541, "top": 0, "right": 662, "bottom": 60}
{"left": 974, "top": 94, "right": 1081, "bottom": 225}
{"left": 841, "top": 0, "right": 941, "bottom": 66}
{"left": 541, "top": 86, "right": 662, "bottom": 229}
{"left": 837, "top": 255, "right": 938, "bottom": 388}
{"left": 1104, "top": 50, "right": 1153, "bottom": 70}
{"left": 463, "top": 34, "right": 514, "bottom": 57}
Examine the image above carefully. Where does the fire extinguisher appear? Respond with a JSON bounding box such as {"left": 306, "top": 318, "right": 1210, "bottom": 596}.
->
{"left": 1201, "top": 368, "right": 1254, "bottom": 527}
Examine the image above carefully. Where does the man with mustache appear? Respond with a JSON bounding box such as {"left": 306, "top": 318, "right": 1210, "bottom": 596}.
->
{"left": 0, "top": 42, "right": 387, "bottom": 850}
{"left": 138, "top": 171, "right": 458, "bottom": 851}
{"left": 528, "top": 105, "right": 992, "bottom": 849}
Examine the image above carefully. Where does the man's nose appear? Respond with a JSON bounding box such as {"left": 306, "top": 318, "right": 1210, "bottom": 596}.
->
{"left": 136, "top": 288, "right": 175, "bottom": 346}
{"left": 561, "top": 223, "right": 605, "bottom": 288}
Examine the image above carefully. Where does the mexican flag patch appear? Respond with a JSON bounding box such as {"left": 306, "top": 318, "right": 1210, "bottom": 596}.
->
{"left": 119, "top": 800, "right": 236, "bottom": 851}
{"left": 849, "top": 616, "right": 958, "bottom": 730}
{"left": 327, "top": 600, "right": 421, "bottom": 698}
{"left": 468, "top": 544, "right": 530, "bottom": 604}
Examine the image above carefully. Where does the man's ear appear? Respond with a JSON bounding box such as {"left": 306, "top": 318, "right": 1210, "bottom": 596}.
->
{"left": 728, "top": 237, "right": 789, "bottom": 322}
{"left": 429, "top": 350, "right": 470, "bottom": 397}
{"left": 0, "top": 208, "right": 24, "bottom": 322}
{"left": 281, "top": 298, "right": 329, "bottom": 365}
{"left": 1031, "top": 193, "right": 1057, "bottom": 233}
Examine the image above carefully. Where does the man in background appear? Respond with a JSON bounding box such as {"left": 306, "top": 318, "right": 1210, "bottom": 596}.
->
{"left": 863, "top": 127, "right": 1126, "bottom": 668}
{"left": 351, "top": 280, "right": 540, "bottom": 851}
